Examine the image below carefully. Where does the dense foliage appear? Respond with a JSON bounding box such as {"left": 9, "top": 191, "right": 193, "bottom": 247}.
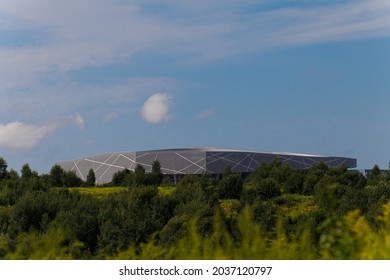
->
{"left": 1, "top": 157, "right": 390, "bottom": 260}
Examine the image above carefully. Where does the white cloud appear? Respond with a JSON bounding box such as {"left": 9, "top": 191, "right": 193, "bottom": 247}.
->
{"left": 2, "top": 0, "right": 387, "bottom": 93}
{"left": 72, "top": 114, "right": 85, "bottom": 131}
{"left": 0, "top": 77, "right": 173, "bottom": 120}
{"left": 140, "top": 93, "right": 173, "bottom": 124}
{"left": 196, "top": 108, "right": 215, "bottom": 120}
{"left": 0, "top": 121, "right": 59, "bottom": 150}
{"left": 102, "top": 112, "right": 118, "bottom": 123}
{"left": 265, "top": 0, "right": 390, "bottom": 47}
{"left": 0, "top": 114, "right": 85, "bottom": 150}
{"left": 0, "top": 0, "right": 389, "bottom": 122}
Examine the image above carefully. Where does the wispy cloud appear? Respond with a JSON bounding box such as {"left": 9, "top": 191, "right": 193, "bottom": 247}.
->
{"left": 196, "top": 108, "right": 215, "bottom": 120}
{"left": 1, "top": 0, "right": 388, "bottom": 79}
{"left": 0, "top": 0, "right": 389, "bottom": 126}
{"left": 2, "top": 0, "right": 387, "bottom": 89}
{"left": 265, "top": 0, "right": 390, "bottom": 47}
{"left": 0, "top": 77, "right": 173, "bottom": 120}
{"left": 140, "top": 93, "right": 173, "bottom": 124}
{"left": 71, "top": 114, "right": 85, "bottom": 131}
{"left": 102, "top": 112, "right": 118, "bottom": 123}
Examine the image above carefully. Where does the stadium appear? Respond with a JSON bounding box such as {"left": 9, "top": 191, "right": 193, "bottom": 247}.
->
{"left": 56, "top": 148, "right": 357, "bottom": 185}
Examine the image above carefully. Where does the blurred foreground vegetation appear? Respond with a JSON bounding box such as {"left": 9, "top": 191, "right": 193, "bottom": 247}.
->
{"left": 1, "top": 157, "right": 390, "bottom": 259}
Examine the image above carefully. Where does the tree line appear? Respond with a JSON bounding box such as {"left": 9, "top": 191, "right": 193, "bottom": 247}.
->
{"left": 1, "top": 156, "right": 390, "bottom": 259}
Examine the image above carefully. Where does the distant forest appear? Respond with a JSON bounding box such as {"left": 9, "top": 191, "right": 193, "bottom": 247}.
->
{"left": 1, "top": 156, "right": 390, "bottom": 260}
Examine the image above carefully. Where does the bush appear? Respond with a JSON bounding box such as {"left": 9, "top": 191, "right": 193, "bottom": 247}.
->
{"left": 218, "top": 174, "right": 243, "bottom": 199}
{"left": 255, "top": 178, "right": 281, "bottom": 200}
{"left": 53, "top": 195, "right": 100, "bottom": 255}
{"left": 251, "top": 199, "right": 278, "bottom": 233}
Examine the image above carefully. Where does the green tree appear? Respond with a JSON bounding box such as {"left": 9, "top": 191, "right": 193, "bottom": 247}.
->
{"left": 0, "top": 157, "right": 8, "bottom": 181}
{"left": 7, "top": 169, "right": 20, "bottom": 181}
{"left": 98, "top": 186, "right": 159, "bottom": 254}
{"left": 251, "top": 199, "right": 278, "bottom": 232}
{"left": 111, "top": 169, "right": 131, "bottom": 186}
{"left": 134, "top": 164, "right": 146, "bottom": 186}
{"left": 62, "top": 171, "right": 83, "bottom": 188}
{"left": 285, "top": 169, "right": 306, "bottom": 194}
{"left": 150, "top": 160, "right": 163, "bottom": 185}
{"left": 218, "top": 167, "right": 243, "bottom": 199}
{"left": 55, "top": 195, "right": 100, "bottom": 255}
{"left": 368, "top": 164, "right": 382, "bottom": 185}
{"left": 49, "top": 165, "right": 64, "bottom": 187}
{"left": 255, "top": 178, "right": 281, "bottom": 200}
{"left": 386, "top": 161, "right": 390, "bottom": 181}
{"left": 160, "top": 181, "right": 213, "bottom": 244}
{"left": 85, "top": 169, "right": 96, "bottom": 186}
{"left": 370, "top": 164, "right": 381, "bottom": 177}
{"left": 223, "top": 165, "right": 233, "bottom": 178}
{"left": 21, "top": 163, "right": 33, "bottom": 179}
{"left": 303, "top": 162, "right": 329, "bottom": 195}
{"left": 134, "top": 164, "right": 145, "bottom": 174}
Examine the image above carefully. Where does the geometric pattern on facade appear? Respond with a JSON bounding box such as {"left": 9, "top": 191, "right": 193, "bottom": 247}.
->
{"left": 56, "top": 147, "right": 357, "bottom": 185}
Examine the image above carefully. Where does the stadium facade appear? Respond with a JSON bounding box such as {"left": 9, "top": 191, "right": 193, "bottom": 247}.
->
{"left": 56, "top": 148, "right": 357, "bottom": 185}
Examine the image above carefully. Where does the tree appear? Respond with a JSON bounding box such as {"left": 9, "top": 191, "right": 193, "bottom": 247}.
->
{"left": 112, "top": 169, "right": 131, "bottom": 186}
{"left": 56, "top": 195, "right": 100, "bottom": 254}
{"left": 86, "top": 169, "right": 96, "bottom": 186}
{"left": 251, "top": 199, "right": 278, "bottom": 232}
{"left": 223, "top": 165, "right": 233, "bottom": 178}
{"left": 150, "top": 160, "right": 163, "bottom": 185}
{"left": 62, "top": 170, "right": 83, "bottom": 188}
{"left": 386, "top": 161, "right": 390, "bottom": 182}
{"left": 368, "top": 164, "right": 382, "bottom": 185}
{"left": 21, "top": 163, "right": 33, "bottom": 179}
{"left": 134, "top": 164, "right": 145, "bottom": 174}
{"left": 370, "top": 164, "right": 381, "bottom": 178}
{"left": 255, "top": 178, "right": 281, "bottom": 200}
{"left": 0, "top": 157, "right": 8, "bottom": 180}
{"left": 302, "top": 162, "right": 329, "bottom": 195}
{"left": 49, "top": 164, "right": 64, "bottom": 187}
{"left": 98, "top": 186, "right": 159, "bottom": 253}
{"left": 219, "top": 168, "right": 243, "bottom": 199}
{"left": 134, "top": 164, "right": 146, "bottom": 186}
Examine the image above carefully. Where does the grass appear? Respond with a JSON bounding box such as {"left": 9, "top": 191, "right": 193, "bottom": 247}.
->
{"left": 67, "top": 187, "right": 128, "bottom": 198}
{"left": 157, "top": 186, "right": 176, "bottom": 196}
{"left": 53, "top": 186, "right": 176, "bottom": 198}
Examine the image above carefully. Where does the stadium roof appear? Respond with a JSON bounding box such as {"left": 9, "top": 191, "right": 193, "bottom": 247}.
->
{"left": 57, "top": 147, "right": 357, "bottom": 184}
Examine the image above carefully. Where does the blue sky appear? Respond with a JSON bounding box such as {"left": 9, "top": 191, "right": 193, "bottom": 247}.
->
{"left": 0, "top": 0, "right": 389, "bottom": 174}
